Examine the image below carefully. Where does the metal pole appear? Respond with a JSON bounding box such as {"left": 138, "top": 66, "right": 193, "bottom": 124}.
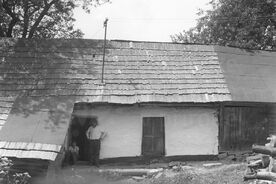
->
{"left": 101, "top": 18, "right": 108, "bottom": 83}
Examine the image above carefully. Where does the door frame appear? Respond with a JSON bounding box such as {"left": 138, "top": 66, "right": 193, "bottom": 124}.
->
{"left": 69, "top": 115, "right": 97, "bottom": 161}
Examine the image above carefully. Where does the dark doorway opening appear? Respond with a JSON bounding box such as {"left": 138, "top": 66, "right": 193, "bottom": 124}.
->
{"left": 142, "top": 117, "right": 165, "bottom": 156}
{"left": 70, "top": 116, "right": 95, "bottom": 161}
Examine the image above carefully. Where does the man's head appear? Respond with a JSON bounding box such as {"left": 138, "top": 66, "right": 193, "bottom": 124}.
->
{"left": 91, "top": 118, "right": 98, "bottom": 127}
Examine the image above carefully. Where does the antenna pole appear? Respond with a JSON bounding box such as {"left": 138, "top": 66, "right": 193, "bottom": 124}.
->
{"left": 101, "top": 18, "right": 108, "bottom": 83}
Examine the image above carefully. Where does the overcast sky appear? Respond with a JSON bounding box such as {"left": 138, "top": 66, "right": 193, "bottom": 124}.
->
{"left": 73, "top": 0, "right": 210, "bottom": 42}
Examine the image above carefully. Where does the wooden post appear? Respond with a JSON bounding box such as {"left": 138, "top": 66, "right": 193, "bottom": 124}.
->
{"left": 101, "top": 18, "right": 108, "bottom": 84}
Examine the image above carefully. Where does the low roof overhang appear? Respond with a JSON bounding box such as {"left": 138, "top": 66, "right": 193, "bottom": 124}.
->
{"left": 0, "top": 96, "right": 75, "bottom": 161}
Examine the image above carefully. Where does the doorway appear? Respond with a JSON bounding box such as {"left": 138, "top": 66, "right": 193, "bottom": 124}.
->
{"left": 142, "top": 117, "right": 165, "bottom": 156}
{"left": 70, "top": 116, "right": 96, "bottom": 161}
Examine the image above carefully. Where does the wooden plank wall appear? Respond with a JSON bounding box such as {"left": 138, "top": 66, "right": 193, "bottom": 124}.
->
{"left": 219, "top": 105, "right": 269, "bottom": 151}
{"left": 268, "top": 104, "right": 276, "bottom": 135}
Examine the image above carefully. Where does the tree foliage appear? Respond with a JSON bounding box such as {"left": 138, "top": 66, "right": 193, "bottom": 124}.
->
{"left": 171, "top": 0, "right": 276, "bottom": 50}
{"left": 0, "top": 0, "right": 109, "bottom": 38}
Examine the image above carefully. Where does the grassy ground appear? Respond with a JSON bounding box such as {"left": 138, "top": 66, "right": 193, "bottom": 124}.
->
{"left": 55, "top": 162, "right": 250, "bottom": 184}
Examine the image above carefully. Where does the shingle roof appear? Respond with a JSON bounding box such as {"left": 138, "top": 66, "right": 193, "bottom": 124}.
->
{"left": 0, "top": 38, "right": 231, "bottom": 109}
{"left": 0, "top": 95, "right": 74, "bottom": 161}
{"left": 0, "top": 38, "right": 275, "bottom": 120}
{"left": 216, "top": 46, "right": 276, "bottom": 103}
{"left": 0, "top": 142, "right": 60, "bottom": 161}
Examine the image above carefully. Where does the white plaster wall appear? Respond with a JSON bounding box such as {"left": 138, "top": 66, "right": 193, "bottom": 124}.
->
{"left": 164, "top": 108, "right": 218, "bottom": 156}
{"left": 73, "top": 105, "right": 218, "bottom": 159}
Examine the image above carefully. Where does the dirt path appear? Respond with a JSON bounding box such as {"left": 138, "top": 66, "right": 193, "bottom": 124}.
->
{"left": 57, "top": 165, "right": 130, "bottom": 184}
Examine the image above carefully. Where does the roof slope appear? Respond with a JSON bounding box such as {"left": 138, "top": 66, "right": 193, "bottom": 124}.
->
{"left": 216, "top": 46, "right": 276, "bottom": 103}
{"left": 0, "top": 96, "right": 74, "bottom": 161}
{"left": 0, "top": 38, "right": 231, "bottom": 108}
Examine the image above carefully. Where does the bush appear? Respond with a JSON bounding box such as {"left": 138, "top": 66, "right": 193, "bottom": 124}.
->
{"left": 0, "top": 157, "right": 31, "bottom": 184}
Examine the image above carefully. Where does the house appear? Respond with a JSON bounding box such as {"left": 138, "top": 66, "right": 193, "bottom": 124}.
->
{"left": 0, "top": 38, "right": 275, "bottom": 177}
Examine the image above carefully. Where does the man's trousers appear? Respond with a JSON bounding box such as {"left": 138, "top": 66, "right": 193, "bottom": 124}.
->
{"left": 89, "top": 139, "right": 100, "bottom": 166}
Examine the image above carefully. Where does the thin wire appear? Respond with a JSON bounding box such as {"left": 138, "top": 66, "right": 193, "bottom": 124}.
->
{"left": 106, "top": 15, "right": 276, "bottom": 23}
{"left": 111, "top": 18, "right": 196, "bottom": 20}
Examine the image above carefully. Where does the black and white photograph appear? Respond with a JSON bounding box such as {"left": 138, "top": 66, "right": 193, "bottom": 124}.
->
{"left": 0, "top": 0, "right": 276, "bottom": 183}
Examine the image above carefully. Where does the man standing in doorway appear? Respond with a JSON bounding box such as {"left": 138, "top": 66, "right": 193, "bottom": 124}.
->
{"left": 86, "top": 119, "right": 106, "bottom": 167}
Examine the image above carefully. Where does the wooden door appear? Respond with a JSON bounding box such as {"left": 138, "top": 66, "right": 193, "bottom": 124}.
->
{"left": 220, "top": 106, "right": 269, "bottom": 151}
{"left": 142, "top": 117, "right": 165, "bottom": 156}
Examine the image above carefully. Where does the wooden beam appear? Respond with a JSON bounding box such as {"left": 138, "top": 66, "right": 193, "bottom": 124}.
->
{"left": 244, "top": 171, "right": 276, "bottom": 182}
{"left": 252, "top": 145, "right": 276, "bottom": 157}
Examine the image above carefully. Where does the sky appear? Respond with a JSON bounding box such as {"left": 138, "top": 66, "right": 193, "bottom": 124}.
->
{"left": 73, "top": 0, "right": 211, "bottom": 42}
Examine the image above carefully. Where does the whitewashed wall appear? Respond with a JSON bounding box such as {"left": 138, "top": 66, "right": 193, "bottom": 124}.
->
{"left": 73, "top": 105, "right": 218, "bottom": 159}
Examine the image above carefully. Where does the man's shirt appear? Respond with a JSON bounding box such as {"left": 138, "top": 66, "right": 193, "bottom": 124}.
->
{"left": 86, "top": 126, "right": 104, "bottom": 140}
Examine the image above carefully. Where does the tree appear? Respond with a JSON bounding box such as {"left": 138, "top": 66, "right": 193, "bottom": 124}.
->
{"left": 171, "top": 0, "right": 276, "bottom": 50}
{"left": 0, "top": 0, "right": 109, "bottom": 38}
